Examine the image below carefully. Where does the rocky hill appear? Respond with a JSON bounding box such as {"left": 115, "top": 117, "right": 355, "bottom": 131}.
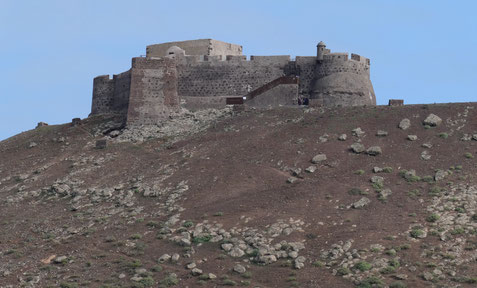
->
{"left": 1, "top": 103, "right": 477, "bottom": 288}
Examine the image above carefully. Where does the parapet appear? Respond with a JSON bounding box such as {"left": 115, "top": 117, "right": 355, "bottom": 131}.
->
{"left": 146, "top": 39, "right": 243, "bottom": 58}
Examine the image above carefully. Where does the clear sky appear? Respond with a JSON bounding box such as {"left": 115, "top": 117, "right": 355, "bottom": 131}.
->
{"left": 1, "top": 0, "right": 476, "bottom": 140}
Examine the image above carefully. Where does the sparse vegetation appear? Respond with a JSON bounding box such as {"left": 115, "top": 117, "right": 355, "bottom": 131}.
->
{"left": 464, "top": 152, "right": 474, "bottom": 159}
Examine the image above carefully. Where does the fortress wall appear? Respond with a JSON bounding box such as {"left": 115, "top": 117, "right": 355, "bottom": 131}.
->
{"left": 112, "top": 70, "right": 131, "bottom": 114}
{"left": 295, "top": 56, "right": 316, "bottom": 97}
{"left": 146, "top": 39, "right": 242, "bottom": 58}
{"left": 91, "top": 75, "right": 115, "bottom": 115}
{"left": 127, "top": 57, "right": 179, "bottom": 126}
{"left": 315, "top": 58, "right": 369, "bottom": 78}
{"left": 176, "top": 56, "right": 288, "bottom": 97}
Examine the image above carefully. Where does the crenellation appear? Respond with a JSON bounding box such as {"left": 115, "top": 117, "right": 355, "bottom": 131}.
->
{"left": 90, "top": 39, "right": 376, "bottom": 125}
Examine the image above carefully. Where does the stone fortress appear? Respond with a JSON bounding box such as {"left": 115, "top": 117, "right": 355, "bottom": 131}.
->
{"left": 90, "top": 39, "right": 376, "bottom": 126}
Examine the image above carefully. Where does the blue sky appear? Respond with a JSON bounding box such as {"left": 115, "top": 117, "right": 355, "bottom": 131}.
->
{"left": 1, "top": 0, "right": 476, "bottom": 140}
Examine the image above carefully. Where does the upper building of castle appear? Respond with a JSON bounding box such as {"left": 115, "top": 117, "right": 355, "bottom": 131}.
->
{"left": 90, "top": 39, "right": 376, "bottom": 126}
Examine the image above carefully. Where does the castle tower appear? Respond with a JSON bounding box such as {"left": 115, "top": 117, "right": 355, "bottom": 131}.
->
{"left": 317, "top": 41, "right": 326, "bottom": 61}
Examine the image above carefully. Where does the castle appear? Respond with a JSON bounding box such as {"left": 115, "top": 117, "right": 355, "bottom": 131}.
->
{"left": 90, "top": 39, "right": 375, "bottom": 126}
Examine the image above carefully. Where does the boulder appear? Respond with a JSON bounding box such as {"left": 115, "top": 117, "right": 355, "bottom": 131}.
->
{"left": 399, "top": 119, "right": 411, "bottom": 130}
{"left": 352, "top": 197, "right": 371, "bottom": 209}
{"left": 311, "top": 154, "right": 327, "bottom": 164}
{"left": 352, "top": 128, "right": 365, "bottom": 137}
{"left": 366, "top": 146, "right": 382, "bottom": 156}
{"left": 407, "top": 135, "right": 418, "bottom": 141}
{"left": 350, "top": 143, "right": 365, "bottom": 154}
{"left": 233, "top": 264, "right": 246, "bottom": 274}
{"left": 338, "top": 134, "right": 347, "bottom": 141}
{"left": 423, "top": 114, "right": 442, "bottom": 126}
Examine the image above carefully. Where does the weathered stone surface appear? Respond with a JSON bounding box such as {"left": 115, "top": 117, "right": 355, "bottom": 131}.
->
{"left": 233, "top": 264, "right": 246, "bottom": 274}
{"left": 311, "top": 154, "right": 327, "bottom": 164}
{"left": 376, "top": 130, "right": 388, "bottom": 137}
{"left": 352, "top": 128, "right": 365, "bottom": 137}
{"left": 305, "top": 166, "right": 317, "bottom": 173}
{"left": 379, "top": 189, "right": 392, "bottom": 200}
{"left": 423, "top": 114, "right": 442, "bottom": 126}
{"left": 338, "top": 134, "right": 347, "bottom": 141}
{"left": 399, "top": 118, "right": 411, "bottom": 130}
{"left": 366, "top": 146, "right": 382, "bottom": 156}
{"left": 350, "top": 143, "right": 365, "bottom": 154}
{"left": 370, "top": 176, "right": 384, "bottom": 185}
{"left": 434, "top": 169, "right": 449, "bottom": 181}
{"left": 352, "top": 197, "right": 371, "bottom": 208}
{"left": 407, "top": 135, "right": 418, "bottom": 141}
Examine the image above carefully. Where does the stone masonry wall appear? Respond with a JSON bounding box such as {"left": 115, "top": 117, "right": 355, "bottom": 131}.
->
{"left": 91, "top": 75, "right": 114, "bottom": 115}
{"left": 126, "top": 57, "right": 179, "bottom": 126}
{"left": 147, "top": 39, "right": 242, "bottom": 58}
{"left": 295, "top": 56, "right": 316, "bottom": 97}
{"left": 176, "top": 55, "right": 290, "bottom": 97}
{"left": 112, "top": 70, "right": 131, "bottom": 114}
{"left": 316, "top": 55, "right": 370, "bottom": 79}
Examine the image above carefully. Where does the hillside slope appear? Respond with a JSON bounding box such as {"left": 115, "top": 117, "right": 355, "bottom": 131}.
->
{"left": 1, "top": 103, "right": 477, "bottom": 288}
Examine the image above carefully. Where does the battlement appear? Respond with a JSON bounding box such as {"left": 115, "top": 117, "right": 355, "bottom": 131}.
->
{"left": 91, "top": 39, "right": 376, "bottom": 125}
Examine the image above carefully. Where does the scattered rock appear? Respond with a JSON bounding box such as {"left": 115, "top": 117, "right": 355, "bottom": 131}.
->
{"left": 370, "top": 176, "right": 384, "bottom": 185}
{"left": 287, "top": 177, "right": 298, "bottom": 184}
{"left": 376, "top": 130, "right": 388, "bottom": 137}
{"left": 29, "top": 142, "right": 37, "bottom": 148}
{"left": 338, "top": 134, "right": 347, "bottom": 141}
{"left": 378, "top": 189, "right": 392, "bottom": 200}
{"left": 352, "top": 128, "right": 365, "bottom": 137}
{"left": 421, "top": 150, "right": 431, "bottom": 160}
{"left": 290, "top": 167, "right": 302, "bottom": 177}
{"left": 399, "top": 118, "right": 411, "bottom": 130}
{"left": 294, "top": 256, "right": 306, "bottom": 269}
{"left": 233, "top": 264, "right": 246, "bottom": 274}
{"left": 319, "top": 134, "right": 329, "bottom": 143}
{"left": 186, "top": 262, "right": 196, "bottom": 269}
{"left": 54, "top": 256, "right": 67, "bottom": 264}
{"left": 434, "top": 169, "right": 449, "bottom": 181}
{"left": 171, "top": 253, "right": 180, "bottom": 262}
{"left": 366, "top": 146, "right": 382, "bottom": 156}
{"left": 311, "top": 154, "right": 327, "bottom": 164}
{"left": 208, "top": 273, "right": 217, "bottom": 279}
{"left": 422, "top": 271, "right": 434, "bottom": 281}
{"left": 407, "top": 135, "right": 418, "bottom": 141}
{"left": 191, "top": 268, "right": 203, "bottom": 276}
{"left": 352, "top": 197, "right": 371, "bottom": 209}
{"left": 350, "top": 143, "right": 365, "bottom": 154}
{"left": 423, "top": 114, "right": 442, "bottom": 126}
{"left": 158, "top": 254, "right": 171, "bottom": 263}
{"left": 305, "top": 166, "right": 317, "bottom": 173}
{"left": 373, "top": 167, "right": 383, "bottom": 173}
{"left": 221, "top": 243, "right": 233, "bottom": 252}
{"left": 229, "top": 247, "right": 245, "bottom": 258}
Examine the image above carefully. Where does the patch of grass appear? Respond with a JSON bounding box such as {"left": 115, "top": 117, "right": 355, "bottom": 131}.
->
{"left": 354, "top": 169, "right": 365, "bottom": 175}
{"left": 380, "top": 265, "right": 396, "bottom": 274}
{"left": 389, "top": 281, "right": 407, "bottom": 288}
{"left": 146, "top": 221, "right": 160, "bottom": 228}
{"left": 426, "top": 213, "right": 440, "bottom": 223}
{"left": 59, "top": 283, "right": 78, "bottom": 288}
{"left": 450, "top": 227, "right": 465, "bottom": 235}
{"left": 372, "top": 182, "right": 384, "bottom": 192}
{"left": 139, "top": 276, "right": 155, "bottom": 287}
{"left": 421, "top": 175, "right": 434, "bottom": 183}
{"left": 354, "top": 261, "right": 372, "bottom": 272}
{"left": 312, "top": 260, "right": 325, "bottom": 267}
{"left": 407, "top": 189, "right": 421, "bottom": 198}
{"left": 182, "top": 221, "right": 194, "bottom": 228}
{"left": 241, "top": 272, "right": 252, "bottom": 279}
{"left": 192, "top": 235, "right": 212, "bottom": 243}
{"left": 464, "top": 152, "right": 474, "bottom": 159}
{"left": 410, "top": 228, "right": 425, "bottom": 239}
{"left": 455, "top": 206, "right": 466, "bottom": 213}
{"left": 213, "top": 212, "right": 224, "bottom": 217}
{"left": 428, "top": 186, "right": 442, "bottom": 196}
{"left": 438, "top": 132, "right": 449, "bottom": 139}
{"left": 130, "top": 234, "right": 142, "bottom": 240}
{"left": 239, "top": 280, "right": 251, "bottom": 286}
{"left": 159, "top": 274, "right": 179, "bottom": 287}
{"left": 337, "top": 267, "right": 351, "bottom": 276}
{"left": 223, "top": 279, "right": 237, "bottom": 286}
{"left": 382, "top": 167, "right": 393, "bottom": 173}
{"left": 348, "top": 188, "right": 367, "bottom": 195}
{"left": 151, "top": 265, "right": 162, "bottom": 272}
{"left": 357, "top": 276, "right": 384, "bottom": 288}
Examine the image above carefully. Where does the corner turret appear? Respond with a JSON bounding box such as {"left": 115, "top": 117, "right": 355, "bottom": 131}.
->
{"left": 317, "top": 41, "right": 326, "bottom": 62}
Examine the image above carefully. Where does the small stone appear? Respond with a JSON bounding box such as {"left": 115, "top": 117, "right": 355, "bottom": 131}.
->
{"left": 305, "top": 166, "right": 317, "bottom": 173}
{"left": 131, "top": 276, "right": 143, "bottom": 282}
{"left": 290, "top": 168, "right": 302, "bottom": 176}
{"left": 407, "top": 135, "right": 418, "bottom": 141}
{"left": 208, "top": 273, "right": 217, "bottom": 279}
{"left": 399, "top": 118, "right": 411, "bottom": 130}
{"left": 379, "top": 189, "right": 392, "bottom": 200}
{"left": 370, "top": 176, "right": 384, "bottom": 185}
{"left": 180, "top": 238, "right": 191, "bottom": 246}
{"left": 422, "top": 143, "right": 432, "bottom": 148}
{"left": 394, "top": 274, "right": 408, "bottom": 280}
{"left": 421, "top": 150, "right": 431, "bottom": 160}
{"left": 434, "top": 170, "right": 448, "bottom": 181}
{"left": 135, "top": 268, "right": 147, "bottom": 275}
{"left": 54, "top": 256, "right": 67, "bottom": 264}
{"left": 191, "top": 268, "right": 203, "bottom": 276}
{"left": 352, "top": 128, "right": 365, "bottom": 137}
{"left": 109, "top": 130, "right": 121, "bottom": 137}
{"left": 338, "top": 134, "right": 347, "bottom": 141}
{"left": 352, "top": 197, "right": 371, "bottom": 209}
{"left": 311, "top": 154, "right": 327, "bottom": 164}
{"left": 229, "top": 247, "right": 245, "bottom": 258}
{"left": 423, "top": 271, "right": 434, "bottom": 281}
{"left": 319, "top": 134, "right": 328, "bottom": 143}
{"left": 171, "top": 253, "right": 180, "bottom": 262}
{"left": 29, "top": 142, "right": 37, "bottom": 148}
{"left": 221, "top": 243, "right": 233, "bottom": 252}
{"left": 287, "top": 177, "right": 298, "bottom": 184}
{"left": 158, "top": 254, "right": 171, "bottom": 263}
{"left": 423, "top": 114, "right": 442, "bottom": 126}
{"left": 233, "top": 264, "right": 246, "bottom": 274}
{"left": 366, "top": 146, "right": 382, "bottom": 156}
{"left": 373, "top": 167, "right": 383, "bottom": 173}
{"left": 350, "top": 143, "right": 365, "bottom": 154}
{"left": 376, "top": 130, "right": 388, "bottom": 137}
{"left": 288, "top": 251, "right": 298, "bottom": 258}
{"left": 186, "top": 262, "right": 196, "bottom": 269}
{"left": 294, "top": 256, "right": 306, "bottom": 269}
{"left": 118, "top": 273, "right": 126, "bottom": 279}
